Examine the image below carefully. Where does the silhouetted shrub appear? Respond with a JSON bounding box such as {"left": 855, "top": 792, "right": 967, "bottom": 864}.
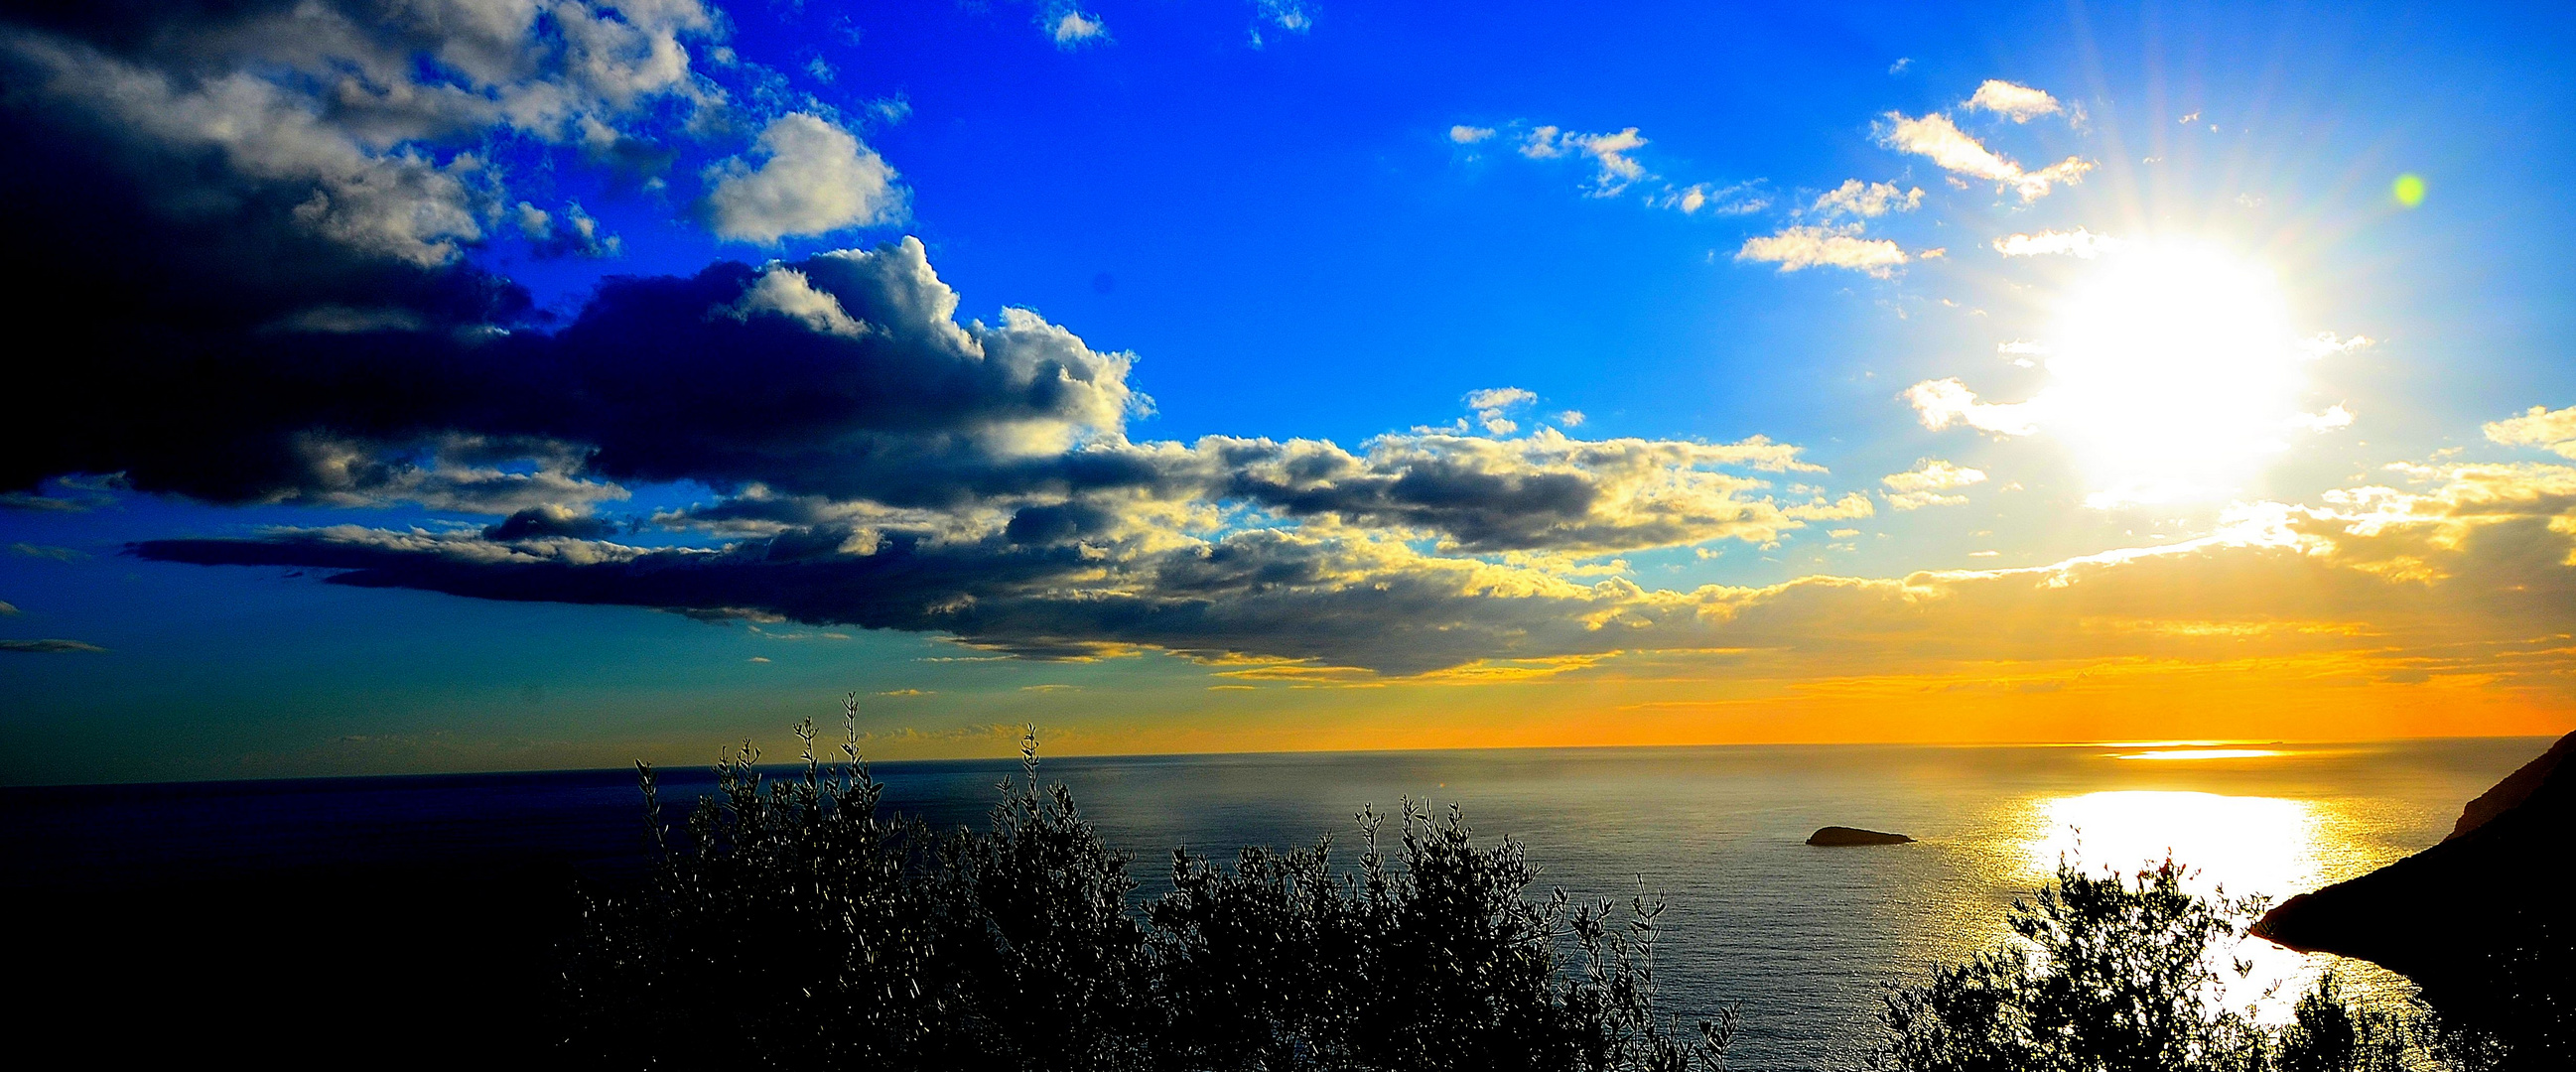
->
{"left": 1151, "top": 803, "right": 1733, "bottom": 1072}
{"left": 563, "top": 708, "right": 947, "bottom": 1066}
{"left": 562, "top": 702, "right": 1734, "bottom": 1070}
{"left": 2411, "top": 914, "right": 2574, "bottom": 1072}
{"left": 1868, "top": 858, "right": 2413, "bottom": 1072}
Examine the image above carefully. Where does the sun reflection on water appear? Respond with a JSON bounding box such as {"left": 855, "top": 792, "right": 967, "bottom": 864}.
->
{"left": 2023, "top": 789, "right": 2334, "bottom": 1022}
{"left": 2028, "top": 790, "right": 2319, "bottom": 896}
{"left": 2114, "top": 749, "right": 2288, "bottom": 761}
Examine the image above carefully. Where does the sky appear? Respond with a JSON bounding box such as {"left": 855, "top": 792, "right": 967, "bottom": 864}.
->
{"left": 3, "top": 0, "right": 2573, "bottom": 784}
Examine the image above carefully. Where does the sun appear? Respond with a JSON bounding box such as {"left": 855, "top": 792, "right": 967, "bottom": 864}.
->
{"left": 2039, "top": 239, "right": 2311, "bottom": 507}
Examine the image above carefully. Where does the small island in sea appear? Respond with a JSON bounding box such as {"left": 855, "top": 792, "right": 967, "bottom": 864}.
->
{"left": 1807, "top": 825, "right": 1916, "bottom": 846}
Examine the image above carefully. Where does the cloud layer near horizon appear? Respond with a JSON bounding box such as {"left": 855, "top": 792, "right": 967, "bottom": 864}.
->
{"left": 130, "top": 458, "right": 2576, "bottom": 686}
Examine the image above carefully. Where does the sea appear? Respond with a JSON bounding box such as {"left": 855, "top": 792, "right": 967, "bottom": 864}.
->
{"left": 0, "top": 737, "right": 2543, "bottom": 1069}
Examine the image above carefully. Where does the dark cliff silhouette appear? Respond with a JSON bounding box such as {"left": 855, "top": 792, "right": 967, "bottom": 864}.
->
{"left": 2253, "top": 731, "right": 2575, "bottom": 1063}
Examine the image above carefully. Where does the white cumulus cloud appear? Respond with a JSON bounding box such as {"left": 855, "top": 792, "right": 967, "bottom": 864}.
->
{"left": 702, "top": 114, "right": 906, "bottom": 244}
{"left": 1964, "top": 79, "right": 2063, "bottom": 122}
{"left": 1905, "top": 378, "right": 2042, "bottom": 436}
{"left": 2287, "top": 405, "right": 2357, "bottom": 433}
{"left": 2485, "top": 403, "right": 2576, "bottom": 459}
{"left": 1046, "top": 5, "right": 1109, "bottom": 48}
{"left": 1881, "top": 458, "right": 1989, "bottom": 509}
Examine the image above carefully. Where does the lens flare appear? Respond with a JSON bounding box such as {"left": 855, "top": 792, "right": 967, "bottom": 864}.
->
{"left": 2393, "top": 173, "right": 2427, "bottom": 207}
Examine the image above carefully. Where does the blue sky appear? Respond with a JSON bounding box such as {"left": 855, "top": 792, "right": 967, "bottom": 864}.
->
{"left": 4, "top": 0, "right": 2573, "bottom": 782}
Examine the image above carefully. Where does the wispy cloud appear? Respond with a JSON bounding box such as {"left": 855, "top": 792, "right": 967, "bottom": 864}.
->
{"left": 2299, "top": 333, "right": 2375, "bottom": 359}
{"left": 1880, "top": 459, "right": 1989, "bottom": 510}
{"left": 2287, "top": 405, "right": 2356, "bottom": 433}
{"left": 1464, "top": 387, "right": 1539, "bottom": 435}
{"left": 1521, "top": 126, "right": 1650, "bottom": 196}
{"left": 1655, "top": 182, "right": 1767, "bottom": 215}
{"left": 1, "top": 639, "right": 106, "bottom": 654}
{"left": 1247, "top": 0, "right": 1313, "bottom": 46}
{"left": 11, "top": 543, "right": 88, "bottom": 561}
{"left": 512, "top": 201, "right": 620, "bottom": 259}
{"left": 1736, "top": 225, "right": 1911, "bottom": 277}
{"left": 1992, "top": 227, "right": 2124, "bottom": 258}
{"left": 1808, "top": 180, "right": 1924, "bottom": 219}
{"left": 1879, "top": 112, "right": 2093, "bottom": 201}
{"left": 1469, "top": 121, "right": 1764, "bottom": 215}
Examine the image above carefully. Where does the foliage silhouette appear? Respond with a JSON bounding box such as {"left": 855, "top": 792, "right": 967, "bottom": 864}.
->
{"left": 1868, "top": 857, "right": 2417, "bottom": 1072}
{"left": 562, "top": 700, "right": 1735, "bottom": 1070}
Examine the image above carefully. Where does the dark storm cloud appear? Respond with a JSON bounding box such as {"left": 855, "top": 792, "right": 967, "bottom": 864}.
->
{"left": 5, "top": 0, "right": 1885, "bottom": 673}
{"left": 1195, "top": 433, "right": 1852, "bottom": 553}
{"left": 0, "top": 0, "right": 1032, "bottom": 510}
{"left": 0, "top": 0, "right": 714, "bottom": 499}
{"left": 132, "top": 522, "right": 1688, "bottom": 675}
{"left": 0, "top": 238, "right": 1141, "bottom": 508}
{"left": 484, "top": 504, "right": 618, "bottom": 542}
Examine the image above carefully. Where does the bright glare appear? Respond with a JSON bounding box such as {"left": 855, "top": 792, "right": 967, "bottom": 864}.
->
{"left": 2114, "top": 748, "right": 2288, "bottom": 760}
{"left": 2027, "top": 789, "right": 2317, "bottom": 897}
{"left": 2041, "top": 241, "right": 2308, "bottom": 507}
{"left": 2025, "top": 790, "right": 2326, "bottom": 1022}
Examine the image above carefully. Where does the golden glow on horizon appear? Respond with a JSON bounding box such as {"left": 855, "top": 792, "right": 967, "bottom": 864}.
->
{"left": 816, "top": 651, "right": 2574, "bottom": 762}
{"left": 2044, "top": 240, "right": 2309, "bottom": 507}
{"left": 2114, "top": 748, "right": 2288, "bottom": 760}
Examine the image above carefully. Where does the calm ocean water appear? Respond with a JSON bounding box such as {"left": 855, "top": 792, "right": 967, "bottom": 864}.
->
{"left": 0, "top": 737, "right": 2542, "bottom": 1069}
